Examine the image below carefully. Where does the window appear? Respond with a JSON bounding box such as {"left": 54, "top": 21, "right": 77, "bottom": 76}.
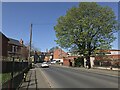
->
{"left": 12, "top": 46, "right": 15, "bottom": 52}
{"left": 16, "top": 46, "right": 18, "bottom": 52}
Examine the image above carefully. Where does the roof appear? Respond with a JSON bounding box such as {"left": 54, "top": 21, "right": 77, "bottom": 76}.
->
{"left": 109, "top": 49, "right": 120, "bottom": 51}
{"left": 0, "top": 32, "right": 9, "bottom": 41}
{"left": 8, "top": 38, "right": 22, "bottom": 46}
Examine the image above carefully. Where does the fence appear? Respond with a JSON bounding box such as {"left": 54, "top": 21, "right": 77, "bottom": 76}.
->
{"left": 0, "top": 59, "right": 31, "bottom": 89}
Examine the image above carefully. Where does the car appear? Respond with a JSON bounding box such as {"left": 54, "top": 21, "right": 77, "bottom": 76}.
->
{"left": 41, "top": 62, "right": 49, "bottom": 68}
{"left": 50, "top": 60, "right": 56, "bottom": 64}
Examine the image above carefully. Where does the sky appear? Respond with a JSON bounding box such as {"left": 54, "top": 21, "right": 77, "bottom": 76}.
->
{"left": 1, "top": 2, "right": 119, "bottom": 52}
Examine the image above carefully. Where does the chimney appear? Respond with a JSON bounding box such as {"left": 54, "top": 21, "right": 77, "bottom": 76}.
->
{"left": 20, "top": 39, "right": 24, "bottom": 45}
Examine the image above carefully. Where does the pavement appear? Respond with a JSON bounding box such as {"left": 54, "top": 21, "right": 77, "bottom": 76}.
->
{"left": 17, "top": 64, "right": 50, "bottom": 90}
{"left": 17, "top": 63, "right": 119, "bottom": 89}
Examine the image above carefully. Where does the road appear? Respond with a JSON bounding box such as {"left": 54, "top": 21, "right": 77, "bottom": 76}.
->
{"left": 37, "top": 64, "right": 119, "bottom": 88}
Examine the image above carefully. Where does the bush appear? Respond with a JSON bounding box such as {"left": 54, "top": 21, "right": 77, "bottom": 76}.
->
{"left": 74, "top": 57, "right": 84, "bottom": 67}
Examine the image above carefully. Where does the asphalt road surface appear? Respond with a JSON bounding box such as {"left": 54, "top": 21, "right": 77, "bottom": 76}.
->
{"left": 37, "top": 64, "right": 119, "bottom": 88}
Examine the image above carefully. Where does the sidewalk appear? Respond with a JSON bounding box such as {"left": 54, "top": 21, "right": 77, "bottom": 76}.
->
{"left": 17, "top": 65, "right": 50, "bottom": 90}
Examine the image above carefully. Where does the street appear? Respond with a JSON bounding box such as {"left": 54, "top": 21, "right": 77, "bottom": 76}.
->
{"left": 37, "top": 64, "right": 118, "bottom": 88}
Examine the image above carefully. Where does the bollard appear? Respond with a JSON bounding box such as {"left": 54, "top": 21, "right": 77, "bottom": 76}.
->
{"left": 24, "top": 73, "right": 29, "bottom": 82}
{"left": 23, "top": 73, "right": 26, "bottom": 82}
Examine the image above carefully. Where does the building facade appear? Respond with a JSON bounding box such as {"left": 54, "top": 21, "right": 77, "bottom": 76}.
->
{"left": 95, "top": 50, "right": 120, "bottom": 60}
{"left": 8, "top": 38, "right": 22, "bottom": 59}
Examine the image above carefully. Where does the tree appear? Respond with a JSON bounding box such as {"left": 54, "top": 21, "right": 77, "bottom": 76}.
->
{"left": 54, "top": 2, "right": 119, "bottom": 68}
{"left": 69, "top": 45, "right": 79, "bottom": 55}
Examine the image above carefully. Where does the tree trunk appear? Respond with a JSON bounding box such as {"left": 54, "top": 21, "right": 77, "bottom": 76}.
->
{"left": 86, "top": 56, "right": 91, "bottom": 69}
{"left": 87, "top": 43, "right": 91, "bottom": 69}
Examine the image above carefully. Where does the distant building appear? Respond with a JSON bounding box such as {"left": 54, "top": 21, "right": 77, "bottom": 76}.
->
{"left": 40, "top": 52, "right": 53, "bottom": 62}
{"left": 53, "top": 48, "right": 68, "bottom": 59}
{"left": 95, "top": 49, "right": 120, "bottom": 60}
{"left": 53, "top": 48, "right": 68, "bottom": 63}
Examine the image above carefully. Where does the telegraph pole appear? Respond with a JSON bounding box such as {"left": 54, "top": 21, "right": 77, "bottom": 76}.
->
{"left": 29, "top": 23, "right": 32, "bottom": 64}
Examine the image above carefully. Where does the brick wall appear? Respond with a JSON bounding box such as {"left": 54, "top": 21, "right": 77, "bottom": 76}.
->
{"left": 63, "top": 56, "right": 78, "bottom": 66}
{"left": 95, "top": 55, "right": 120, "bottom": 60}
{"left": 63, "top": 59, "right": 70, "bottom": 66}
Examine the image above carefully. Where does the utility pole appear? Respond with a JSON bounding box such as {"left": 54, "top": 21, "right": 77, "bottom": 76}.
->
{"left": 29, "top": 23, "right": 32, "bottom": 64}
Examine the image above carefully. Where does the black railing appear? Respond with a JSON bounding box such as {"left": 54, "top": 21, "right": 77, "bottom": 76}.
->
{"left": 1, "top": 60, "right": 31, "bottom": 89}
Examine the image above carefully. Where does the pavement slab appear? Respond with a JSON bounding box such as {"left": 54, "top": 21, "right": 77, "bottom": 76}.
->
{"left": 18, "top": 66, "right": 50, "bottom": 90}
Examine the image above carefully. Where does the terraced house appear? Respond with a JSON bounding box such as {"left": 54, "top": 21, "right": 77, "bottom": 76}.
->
{"left": 0, "top": 32, "right": 29, "bottom": 61}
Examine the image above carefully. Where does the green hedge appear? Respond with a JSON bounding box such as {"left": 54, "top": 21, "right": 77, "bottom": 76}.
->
{"left": 74, "top": 57, "right": 84, "bottom": 67}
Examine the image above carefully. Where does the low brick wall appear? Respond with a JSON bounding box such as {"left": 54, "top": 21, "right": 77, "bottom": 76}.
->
{"left": 63, "top": 59, "right": 70, "bottom": 66}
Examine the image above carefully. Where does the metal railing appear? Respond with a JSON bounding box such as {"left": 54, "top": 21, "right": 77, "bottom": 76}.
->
{"left": 1, "top": 59, "right": 31, "bottom": 89}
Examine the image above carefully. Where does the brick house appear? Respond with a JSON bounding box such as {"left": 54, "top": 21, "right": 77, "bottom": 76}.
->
{"left": 7, "top": 38, "right": 29, "bottom": 61}
{"left": 93, "top": 49, "right": 120, "bottom": 68}
{"left": 19, "top": 39, "right": 29, "bottom": 61}
{"left": 53, "top": 48, "right": 68, "bottom": 59}
{"left": 0, "top": 32, "right": 29, "bottom": 61}
{"left": 8, "top": 38, "right": 22, "bottom": 60}
{"left": 53, "top": 48, "right": 68, "bottom": 63}
{"left": 0, "top": 32, "right": 9, "bottom": 60}
{"left": 95, "top": 49, "right": 120, "bottom": 60}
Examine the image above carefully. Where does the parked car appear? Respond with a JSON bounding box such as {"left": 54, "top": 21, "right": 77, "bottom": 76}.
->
{"left": 41, "top": 62, "right": 49, "bottom": 68}
{"left": 51, "top": 60, "right": 56, "bottom": 64}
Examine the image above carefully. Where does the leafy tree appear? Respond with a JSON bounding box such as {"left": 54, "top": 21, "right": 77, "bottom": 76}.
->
{"left": 69, "top": 45, "right": 79, "bottom": 55}
{"left": 74, "top": 57, "right": 84, "bottom": 67}
{"left": 54, "top": 2, "right": 119, "bottom": 68}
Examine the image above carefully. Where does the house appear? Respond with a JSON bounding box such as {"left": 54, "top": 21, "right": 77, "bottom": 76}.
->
{"left": 90, "top": 49, "right": 120, "bottom": 68}
{"left": 39, "top": 52, "right": 53, "bottom": 62}
{"left": 8, "top": 38, "right": 22, "bottom": 60}
{"left": 53, "top": 48, "right": 68, "bottom": 62}
{"left": 0, "top": 32, "right": 29, "bottom": 61}
{"left": 20, "top": 39, "right": 29, "bottom": 61}
{"left": 95, "top": 49, "right": 120, "bottom": 60}
{"left": 7, "top": 38, "right": 29, "bottom": 61}
{"left": 0, "top": 32, "right": 9, "bottom": 60}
